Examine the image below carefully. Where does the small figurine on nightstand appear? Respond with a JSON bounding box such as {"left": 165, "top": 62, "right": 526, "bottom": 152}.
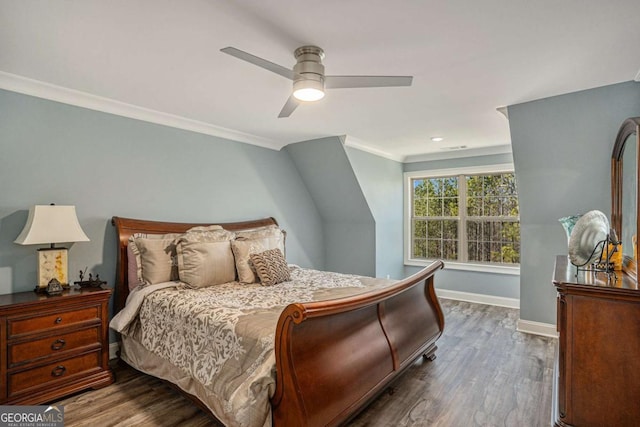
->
{"left": 74, "top": 268, "right": 107, "bottom": 288}
{"left": 46, "top": 278, "right": 64, "bottom": 295}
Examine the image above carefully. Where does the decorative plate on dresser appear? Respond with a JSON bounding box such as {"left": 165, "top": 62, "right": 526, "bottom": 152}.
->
{"left": 0, "top": 287, "right": 114, "bottom": 405}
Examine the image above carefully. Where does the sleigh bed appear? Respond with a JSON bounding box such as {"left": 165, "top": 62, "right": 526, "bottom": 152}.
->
{"left": 110, "top": 216, "right": 444, "bottom": 427}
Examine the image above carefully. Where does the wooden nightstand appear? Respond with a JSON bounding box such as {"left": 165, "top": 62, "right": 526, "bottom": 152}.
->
{"left": 0, "top": 287, "right": 114, "bottom": 404}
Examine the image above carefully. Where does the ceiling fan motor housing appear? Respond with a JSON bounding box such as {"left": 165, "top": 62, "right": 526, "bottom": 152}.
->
{"left": 293, "top": 45, "right": 325, "bottom": 88}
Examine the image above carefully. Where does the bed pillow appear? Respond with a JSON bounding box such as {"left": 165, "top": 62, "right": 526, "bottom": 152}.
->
{"left": 177, "top": 241, "right": 236, "bottom": 287}
{"left": 126, "top": 244, "right": 142, "bottom": 291}
{"left": 231, "top": 227, "right": 286, "bottom": 284}
{"left": 129, "top": 232, "right": 183, "bottom": 286}
{"left": 235, "top": 226, "right": 286, "bottom": 257}
{"left": 175, "top": 226, "right": 236, "bottom": 288}
{"left": 134, "top": 236, "right": 181, "bottom": 285}
{"left": 249, "top": 249, "right": 290, "bottom": 286}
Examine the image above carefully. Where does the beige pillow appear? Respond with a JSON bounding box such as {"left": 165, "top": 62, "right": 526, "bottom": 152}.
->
{"left": 231, "top": 227, "right": 286, "bottom": 284}
{"left": 180, "top": 225, "right": 234, "bottom": 243}
{"left": 134, "top": 237, "right": 181, "bottom": 285}
{"left": 177, "top": 241, "right": 236, "bottom": 287}
{"left": 175, "top": 225, "right": 236, "bottom": 288}
{"left": 129, "top": 232, "right": 183, "bottom": 286}
{"left": 250, "top": 249, "right": 290, "bottom": 286}
{"left": 235, "top": 226, "right": 286, "bottom": 255}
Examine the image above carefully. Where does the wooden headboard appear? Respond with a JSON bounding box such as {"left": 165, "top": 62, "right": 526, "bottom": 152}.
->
{"left": 110, "top": 216, "right": 279, "bottom": 312}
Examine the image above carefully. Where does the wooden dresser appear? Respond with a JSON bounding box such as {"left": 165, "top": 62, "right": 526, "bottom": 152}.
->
{"left": 0, "top": 287, "right": 114, "bottom": 404}
{"left": 552, "top": 255, "right": 640, "bottom": 427}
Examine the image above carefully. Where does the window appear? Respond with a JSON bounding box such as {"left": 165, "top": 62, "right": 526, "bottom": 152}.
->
{"left": 405, "top": 164, "right": 520, "bottom": 274}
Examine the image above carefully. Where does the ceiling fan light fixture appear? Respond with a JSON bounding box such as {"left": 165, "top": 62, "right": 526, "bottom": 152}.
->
{"left": 293, "top": 79, "right": 325, "bottom": 102}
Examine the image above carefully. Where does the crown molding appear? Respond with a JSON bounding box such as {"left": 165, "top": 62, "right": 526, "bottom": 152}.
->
{"left": 403, "top": 144, "right": 513, "bottom": 163}
{"left": 341, "top": 135, "right": 404, "bottom": 162}
{"left": 0, "top": 71, "right": 281, "bottom": 150}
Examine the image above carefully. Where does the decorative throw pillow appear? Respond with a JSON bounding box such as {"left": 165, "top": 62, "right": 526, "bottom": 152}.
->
{"left": 249, "top": 248, "right": 290, "bottom": 286}
{"left": 231, "top": 227, "right": 286, "bottom": 284}
{"left": 129, "top": 232, "right": 183, "bottom": 286}
{"left": 175, "top": 226, "right": 236, "bottom": 288}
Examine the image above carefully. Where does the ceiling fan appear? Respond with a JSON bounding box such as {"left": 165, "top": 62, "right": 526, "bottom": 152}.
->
{"left": 220, "top": 46, "right": 413, "bottom": 118}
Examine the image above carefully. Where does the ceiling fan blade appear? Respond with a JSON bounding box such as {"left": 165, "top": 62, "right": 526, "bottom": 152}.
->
{"left": 278, "top": 95, "right": 300, "bottom": 118}
{"left": 325, "top": 75, "right": 413, "bottom": 89}
{"left": 220, "top": 47, "right": 295, "bottom": 80}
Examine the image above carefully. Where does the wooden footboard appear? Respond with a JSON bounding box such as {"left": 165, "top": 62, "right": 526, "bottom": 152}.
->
{"left": 272, "top": 260, "right": 445, "bottom": 427}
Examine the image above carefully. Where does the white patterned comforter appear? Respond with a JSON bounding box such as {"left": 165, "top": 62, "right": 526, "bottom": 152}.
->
{"left": 110, "top": 266, "right": 393, "bottom": 427}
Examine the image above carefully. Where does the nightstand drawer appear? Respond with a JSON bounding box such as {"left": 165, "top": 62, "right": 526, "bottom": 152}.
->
{"left": 8, "top": 327, "right": 100, "bottom": 367}
{"left": 8, "top": 306, "right": 99, "bottom": 337}
{"left": 8, "top": 351, "right": 101, "bottom": 397}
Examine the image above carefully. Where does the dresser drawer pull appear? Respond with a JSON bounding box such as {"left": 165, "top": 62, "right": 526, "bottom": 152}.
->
{"left": 51, "top": 365, "right": 66, "bottom": 377}
{"left": 51, "top": 339, "right": 66, "bottom": 351}
{"left": 54, "top": 317, "right": 63, "bottom": 324}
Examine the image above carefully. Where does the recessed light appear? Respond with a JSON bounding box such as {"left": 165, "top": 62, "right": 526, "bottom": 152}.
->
{"left": 431, "top": 137, "right": 444, "bottom": 142}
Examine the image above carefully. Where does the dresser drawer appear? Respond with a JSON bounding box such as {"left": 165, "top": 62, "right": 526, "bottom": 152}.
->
{"left": 8, "top": 327, "right": 100, "bottom": 367}
{"left": 8, "top": 351, "right": 101, "bottom": 397}
{"left": 8, "top": 306, "right": 99, "bottom": 337}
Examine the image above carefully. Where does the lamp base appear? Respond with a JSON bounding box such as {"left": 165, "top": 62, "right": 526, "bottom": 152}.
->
{"left": 36, "top": 247, "right": 69, "bottom": 291}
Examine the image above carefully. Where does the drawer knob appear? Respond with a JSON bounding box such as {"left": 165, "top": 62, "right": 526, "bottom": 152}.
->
{"left": 51, "top": 339, "right": 66, "bottom": 351}
{"left": 51, "top": 365, "right": 66, "bottom": 377}
{"left": 54, "top": 317, "right": 63, "bottom": 324}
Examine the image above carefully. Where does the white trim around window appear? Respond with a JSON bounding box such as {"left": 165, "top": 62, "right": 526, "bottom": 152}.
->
{"left": 404, "top": 163, "right": 520, "bottom": 276}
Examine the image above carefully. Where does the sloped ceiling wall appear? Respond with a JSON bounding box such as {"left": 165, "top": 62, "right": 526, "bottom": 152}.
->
{"left": 285, "top": 137, "right": 376, "bottom": 276}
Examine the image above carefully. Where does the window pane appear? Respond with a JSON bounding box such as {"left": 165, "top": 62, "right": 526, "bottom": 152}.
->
{"left": 427, "top": 240, "right": 441, "bottom": 258}
{"left": 485, "top": 196, "right": 500, "bottom": 216}
{"left": 443, "top": 177, "right": 458, "bottom": 197}
{"left": 413, "top": 239, "right": 426, "bottom": 258}
{"left": 467, "top": 176, "right": 483, "bottom": 196}
{"left": 414, "top": 199, "right": 427, "bottom": 216}
{"left": 413, "top": 179, "right": 426, "bottom": 199}
{"left": 427, "top": 220, "right": 443, "bottom": 239}
{"left": 443, "top": 240, "right": 457, "bottom": 260}
{"left": 428, "top": 197, "right": 442, "bottom": 216}
{"left": 443, "top": 197, "right": 458, "bottom": 216}
{"left": 413, "top": 220, "right": 427, "bottom": 238}
{"left": 467, "top": 196, "right": 481, "bottom": 216}
{"left": 443, "top": 220, "right": 458, "bottom": 240}
{"left": 490, "top": 243, "right": 503, "bottom": 263}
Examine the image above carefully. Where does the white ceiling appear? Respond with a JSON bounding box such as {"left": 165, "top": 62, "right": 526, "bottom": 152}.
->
{"left": 1, "top": 0, "right": 639, "bottom": 161}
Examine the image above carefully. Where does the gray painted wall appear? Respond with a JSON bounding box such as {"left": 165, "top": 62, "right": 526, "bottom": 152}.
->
{"left": 345, "top": 146, "right": 404, "bottom": 279}
{"left": 285, "top": 137, "right": 375, "bottom": 276}
{"left": 508, "top": 80, "right": 640, "bottom": 324}
{"left": 402, "top": 153, "right": 520, "bottom": 299}
{"left": 0, "top": 89, "right": 324, "bottom": 301}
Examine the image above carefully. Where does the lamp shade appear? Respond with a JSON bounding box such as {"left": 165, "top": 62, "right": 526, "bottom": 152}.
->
{"left": 14, "top": 205, "right": 90, "bottom": 245}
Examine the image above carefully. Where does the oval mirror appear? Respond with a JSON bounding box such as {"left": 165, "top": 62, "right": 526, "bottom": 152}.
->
{"left": 612, "top": 117, "right": 640, "bottom": 280}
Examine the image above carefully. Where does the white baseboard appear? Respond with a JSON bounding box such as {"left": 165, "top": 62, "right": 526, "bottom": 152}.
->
{"left": 516, "top": 319, "right": 558, "bottom": 338}
{"left": 109, "top": 342, "right": 120, "bottom": 360}
{"left": 436, "top": 288, "right": 520, "bottom": 309}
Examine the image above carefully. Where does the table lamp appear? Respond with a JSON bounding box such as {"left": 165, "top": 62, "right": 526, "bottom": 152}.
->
{"left": 14, "top": 204, "right": 90, "bottom": 293}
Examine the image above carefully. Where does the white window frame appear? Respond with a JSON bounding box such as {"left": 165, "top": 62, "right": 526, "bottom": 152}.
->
{"left": 404, "top": 163, "right": 520, "bottom": 275}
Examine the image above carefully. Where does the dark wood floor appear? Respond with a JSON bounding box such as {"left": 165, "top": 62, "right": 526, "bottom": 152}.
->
{"left": 55, "top": 299, "right": 556, "bottom": 426}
